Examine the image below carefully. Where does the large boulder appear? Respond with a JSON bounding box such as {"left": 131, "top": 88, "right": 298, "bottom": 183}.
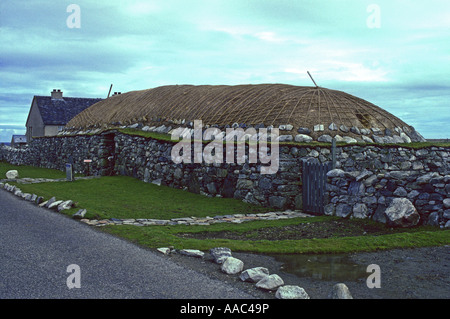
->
{"left": 5, "top": 170, "right": 19, "bottom": 179}
{"left": 255, "top": 274, "right": 284, "bottom": 291}
{"left": 275, "top": 285, "right": 310, "bottom": 299}
{"left": 221, "top": 257, "right": 244, "bottom": 275}
{"left": 240, "top": 267, "right": 269, "bottom": 283}
{"left": 210, "top": 247, "right": 232, "bottom": 264}
{"left": 385, "top": 198, "right": 420, "bottom": 227}
{"left": 328, "top": 283, "right": 353, "bottom": 299}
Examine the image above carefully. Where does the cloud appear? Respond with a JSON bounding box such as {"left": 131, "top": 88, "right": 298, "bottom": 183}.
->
{"left": 0, "top": 0, "right": 449, "bottom": 141}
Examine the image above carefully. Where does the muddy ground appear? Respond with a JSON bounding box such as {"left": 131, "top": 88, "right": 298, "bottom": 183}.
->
{"left": 166, "top": 221, "right": 449, "bottom": 300}
{"left": 166, "top": 246, "right": 449, "bottom": 299}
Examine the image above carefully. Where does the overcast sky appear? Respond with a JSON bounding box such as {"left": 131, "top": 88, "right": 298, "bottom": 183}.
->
{"left": 1, "top": 0, "right": 449, "bottom": 142}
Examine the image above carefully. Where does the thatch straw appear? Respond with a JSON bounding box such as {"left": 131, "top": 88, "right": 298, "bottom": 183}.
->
{"left": 67, "top": 84, "right": 410, "bottom": 134}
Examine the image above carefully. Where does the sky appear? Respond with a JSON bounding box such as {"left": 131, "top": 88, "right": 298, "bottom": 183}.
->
{"left": 1, "top": 0, "right": 449, "bottom": 142}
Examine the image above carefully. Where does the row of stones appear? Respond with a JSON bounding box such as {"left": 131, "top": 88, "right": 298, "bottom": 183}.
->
{"left": 156, "top": 247, "right": 352, "bottom": 299}
{"left": 60, "top": 121, "right": 425, "bottom": 144}
{"left": 0, "top": 182, "right": 78, "bottom": 214}
{"left": 80, "top": 211, "right": 313, "bottom": 227}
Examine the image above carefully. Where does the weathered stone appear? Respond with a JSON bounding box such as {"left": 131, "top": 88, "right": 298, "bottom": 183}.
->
{"left": 73, "top": 209, "right": 87, "bottom": 219}
{"left": 385, "top": 198, "right": 420, "bottom": 227}
{"left": 236, "top": 179, "right": 253, "bottom": 190}
{"left": 180, "top": 249, "right": 205, "bottom": 258}
{"left": 328, "top": 283, "right": 353, "bottom": 299}
{"left": 361, "top": 135, "right": 374, "bottom": 143}
{"left": 335, "top": 203, "right": 352, "bottom": 218}
{"left": 275, "top": 285, "right": 310, "bottom": 299}
{"left": 329, "top": 123, "right": 338, "bottom": 131}
{"left": 297, "top": 127, "right": 311, "bottom": 134}
{"left": 324, "top": 203, "right": 335, "bottom": 216}
{"left": 393, "top": 187, "right": 408, "bottom": 197}
{"left": 318, "top": 135, "right": 333, "bottom": 143}
{"left": 6, "top": 170, "right": 19, "bottom": 179}
{"left": 343, "top": 136, "right": 358, "bottom": 144}
{"left": 295, "top": 134, "right": 313, "bottom": 143}
{"left": 210, "top": 247, "right": 232, "bottom": 264}
{"left": 313, "top": 124, "right": 324, "bottom": 132}
{"left": 157, "top": 247, "right": 171, "bottom": 255}
{"left": 400, "top": 132, "right": 412, "bottom": 143}
{"left": 57, "top": 200, "right": 73, "bottom": 211}
{"left": 48, "top": 200, "right": 63, "bottom": 209}
{"left": 339, "top": 125, "right": 349, "bottom": 133}
{"left": 255, "top": 274, "right": 284, "bottom": 291}
{"left": 443, "top": 198, "right": 450, "bottom": 209}
{"left": 239, "top": 267, "right": 269, "bottom": 283}
{"left": 44, "top": 197, "right": 56, "bottom": 208}
{"left": 353, "top": 203, "right": 369, "bottom": 219}
{"left": 327, "top": 169, "right": 345, "bottom": 178}
{"left": 221, "top": 257, "right": 244, "bottom": 275}
{"left": 269, "top": 196, "right": 287, "bottom": 209}
{"left": 278, "top": 135, "right": 293, "bottom": 142}
{"left": 350, "top": 126, "right": 360, "bottom": 134}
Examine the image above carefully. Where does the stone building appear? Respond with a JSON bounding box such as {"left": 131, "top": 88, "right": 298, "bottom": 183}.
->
{"left": 25, "top": 89, "right": 103, "bottom": 141}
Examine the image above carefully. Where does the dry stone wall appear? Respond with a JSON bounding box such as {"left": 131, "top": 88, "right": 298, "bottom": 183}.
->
{"left": 1, "top": 131, "right": 448, "bottom": 227}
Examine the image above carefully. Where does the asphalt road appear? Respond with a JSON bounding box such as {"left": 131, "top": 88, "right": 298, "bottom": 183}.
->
{"left": 0, "top": 189, "right": 255, "bottom": 299}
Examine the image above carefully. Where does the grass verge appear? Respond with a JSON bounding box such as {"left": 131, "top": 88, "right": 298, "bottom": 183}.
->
{"left": 3, "top": 163, "right": 449, "bottom": 254}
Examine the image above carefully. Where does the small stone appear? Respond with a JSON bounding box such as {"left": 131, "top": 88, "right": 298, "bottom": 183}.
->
{"left": 6, "top": 170, "right": 19, "bottom": 179}
{"left": 57, "top": 200, "right": 73, "bottom": 211}
{"left": 343, "top": 136, "right": 358, "bottom": 144}
{"left": 361, "top": 135, "right": 374, "bottom": 143}
{"left": 329, "top": 123, "right": 338, "bottom": 131}
{"left": 295, "top": 134, "right": 313, "bottom": 143}
{"left": 444, "top": 199, "right": 450, "bottom": 209}
{"left": 314, "top": 124, "right": 324, "bottom": 132}
{"left": 318, "top": 134, "right": 333, "bottom": 143}
{"left": 179, "top": 249, "right": 204, "bottom": 258}
{"left": 221, "top": 257, "right": 244, "bottom": 275}
{"left": 48, "top": 200, "right": 63, "bottom": 209}
{"left": 297, "top": 127, "right": 311, "bottom": 134}
{"left": 275, "top": 285, "right": 310, "bottom": 299}
{"left": 73, "top": 209, "right": 87, "bottom": 219}
{"left": 352, "top": 203, "right": 369, "bottom": 219}
{"left": 157, "top": 248, "right": 171, "bottom": 255}
{"left": 255, "top": 274, "right": 284, "bottom": 291}
{"left": 339, "top": 125, "right": 349, "bottom": 133}
{"left": 328, "top": 283, "right": 353, "bottom": 299}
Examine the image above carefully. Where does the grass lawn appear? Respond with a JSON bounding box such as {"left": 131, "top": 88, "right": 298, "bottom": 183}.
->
{"left": 0, "top": 161, "right": 69, "bottom": 179}
{"left": 7, "top": 175, "right": 273, "bottom": 220}
{"left": 3, "top": 162, "right": 449, "bottom": 254}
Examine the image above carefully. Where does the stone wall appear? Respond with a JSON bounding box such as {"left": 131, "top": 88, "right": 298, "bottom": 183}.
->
{"left": 1, "top": 130, "right": 449, "bottom": 227}
{"left": 0, "top": 132, "right": 115, "bottom": 176}
{"left": 324, "top": 146, "right": 449, "bottom": 227}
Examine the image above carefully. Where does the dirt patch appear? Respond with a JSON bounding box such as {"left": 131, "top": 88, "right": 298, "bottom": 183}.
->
{"left": 177, "top": 219, "right": 412, "bottom": 241}
{"left": 164, "top": 245, "right": 450, "bottom": 299}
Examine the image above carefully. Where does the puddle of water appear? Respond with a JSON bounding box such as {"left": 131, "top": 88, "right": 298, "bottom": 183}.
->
{"left": 268, "top": 254, "right": 367, "bottom": 282}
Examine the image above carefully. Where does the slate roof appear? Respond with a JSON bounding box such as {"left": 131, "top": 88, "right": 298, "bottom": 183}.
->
{"left": 34, "top": 96, "right": 103, "bottom": 125}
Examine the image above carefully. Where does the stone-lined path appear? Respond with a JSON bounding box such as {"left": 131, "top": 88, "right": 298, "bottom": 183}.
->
{"left": 80, "top": 211, "right": 314, "bottom": 227}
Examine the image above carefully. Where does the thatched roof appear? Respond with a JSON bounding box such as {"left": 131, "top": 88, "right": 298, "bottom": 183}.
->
{"left": 66, "top": 84, "right": 421, "bottom": 141}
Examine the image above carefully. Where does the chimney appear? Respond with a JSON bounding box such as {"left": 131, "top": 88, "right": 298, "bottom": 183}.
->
{"left": 51, "top": 89, "right": 63, "bottom": 99}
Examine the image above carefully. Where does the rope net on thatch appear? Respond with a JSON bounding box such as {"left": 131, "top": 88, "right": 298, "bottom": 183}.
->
{"left": 67, "top": 84, "right": 410, "bottom": 135}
